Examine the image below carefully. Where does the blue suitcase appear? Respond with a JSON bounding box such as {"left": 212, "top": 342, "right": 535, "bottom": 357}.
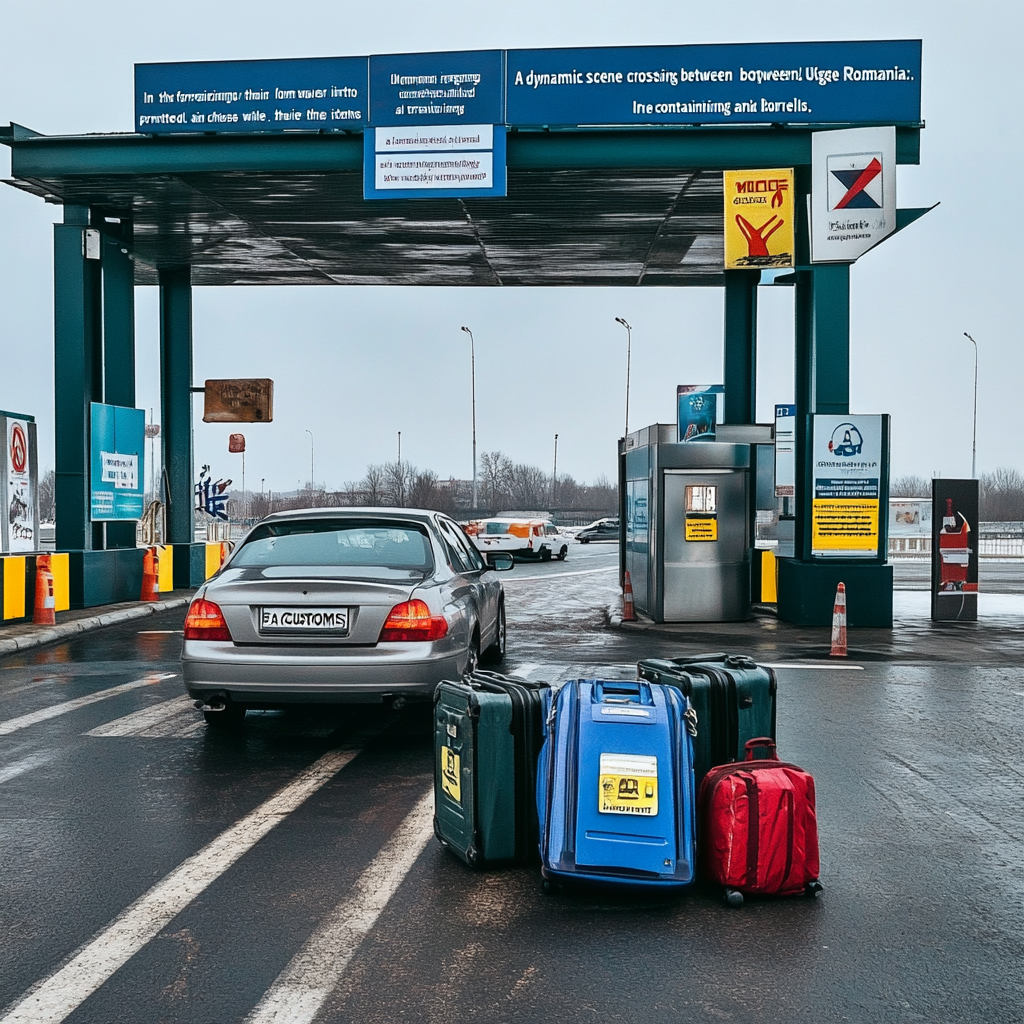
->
{"left": 536, "top": 679, "right": 697, "bottom": 891}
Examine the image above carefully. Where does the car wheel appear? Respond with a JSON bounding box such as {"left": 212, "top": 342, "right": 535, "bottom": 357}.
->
{"left": 557, "top": 546, "right": 568, "bottom": 560}
{"left": 204, "top": 701, "right": 246, "bottom": 731}
{"left": 481, "top": 600, "right": 506, "bottom": 665}
{"left": 540, "top": 548, "right": 552, "bottom": 562}
{"left": 580, "top": 537, "right": 589, "bottom": 544}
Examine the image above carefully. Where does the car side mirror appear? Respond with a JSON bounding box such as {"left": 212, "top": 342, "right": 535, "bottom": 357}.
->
{"left": 486, "top": 552, "right": 514, "bottom": 571}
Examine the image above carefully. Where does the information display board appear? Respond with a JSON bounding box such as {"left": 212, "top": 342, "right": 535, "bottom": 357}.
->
{"left": 90, "top": 403, "right": 146, "bottom": 521}
{"left": 677, "top": 385, "right": 723, "bottom": 442}
{"left": 774, "top": 404, "right": 796, "bottom": 498}
{"left": 369, "top": 50, "right": 503, "bottom": 127}
{"left": 810, "top": 414, "right": 884, "bottom": 558}
{"left": 135, "top": 57, "right": 368, "bottom": 133}
{"left": 134, "top": 40, "right": 922, "bottom": 135}
{"left": 505, "top": 41, "right": 920, "bottom": 126}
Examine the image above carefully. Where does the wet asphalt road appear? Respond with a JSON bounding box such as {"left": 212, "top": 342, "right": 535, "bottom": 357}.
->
{"left": 1, "top": 543, "right": 1021, "bottom": 1023}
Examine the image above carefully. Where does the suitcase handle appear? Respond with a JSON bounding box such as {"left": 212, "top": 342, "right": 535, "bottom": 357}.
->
{"left": 744, "top": 737, "right": 779, "bottom": 761}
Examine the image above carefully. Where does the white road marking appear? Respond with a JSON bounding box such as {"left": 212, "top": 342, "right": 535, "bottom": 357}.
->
{"left": 245, "top": 790, "right": 434, "bottom": 1024}
{"left": 505, "top": 566, "right": 618, "bottom": 583}
{"left": 85, "top": 696, "right": 204, "bottom": 739}
{"left": 0, "top": 752, "right": 54, "bottom": 786}
{"left": 0, "top": 748, "right": 360, "bottom": 1024}
{"left": 0, "top": 674, "right": 176, "bottom": 736}
{"left": 765, "top": 663, "right": 864, "bottom": 671}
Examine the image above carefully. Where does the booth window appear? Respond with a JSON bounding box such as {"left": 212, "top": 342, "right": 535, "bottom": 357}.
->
{"left": 685, "top": 485, "right": 717, "bottom": 514}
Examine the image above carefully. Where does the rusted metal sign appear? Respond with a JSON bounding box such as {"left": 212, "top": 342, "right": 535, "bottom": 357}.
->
{"left": 228, "top": 433, "right": 245, "bottom": 453}
{"left": 203, "top": 379, "right": 274, "bottom": 423}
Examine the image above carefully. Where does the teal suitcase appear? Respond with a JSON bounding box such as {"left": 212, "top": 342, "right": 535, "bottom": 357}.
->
{"left": 433, "top": 672, "right": 550, "bottom": 868}
{"left": 637, "top": 653, "right": 776, "bottom": 786}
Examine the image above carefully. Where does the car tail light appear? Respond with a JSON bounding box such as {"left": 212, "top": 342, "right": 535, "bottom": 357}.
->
{"left": 379, "top": 599, "right": 448, "bottom": 642}
{"left": 184, "top": 598, "right": 232, "bottom": 641}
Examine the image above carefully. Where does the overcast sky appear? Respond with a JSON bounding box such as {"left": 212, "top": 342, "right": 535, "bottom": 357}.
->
{"left": 1, "top": 1, "right": 1020, "bottom": 493}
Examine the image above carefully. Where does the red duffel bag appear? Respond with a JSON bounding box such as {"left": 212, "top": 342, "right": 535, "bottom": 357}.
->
{"left": 698, "top": 737, "right": 822, "bottom": 906}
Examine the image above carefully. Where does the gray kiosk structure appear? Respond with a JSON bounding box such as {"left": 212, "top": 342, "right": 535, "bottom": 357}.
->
{"left": 1, "top": 41, "right": 928, "bottom": 622}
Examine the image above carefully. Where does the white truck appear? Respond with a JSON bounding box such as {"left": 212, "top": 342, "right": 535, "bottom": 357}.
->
{"left": 469, "top": 518, "right": 570, "bottom": 561}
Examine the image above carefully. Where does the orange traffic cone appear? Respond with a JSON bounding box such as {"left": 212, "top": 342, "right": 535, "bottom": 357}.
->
{"left": 830, "top": 582, "right": 847, "bottom": 657}
{"left": 140, "top": 547, "right": 159, "bottom": 602}
{"left": 33, "top": 554, "right": 56, "bottom": 626}
{"left": 622, "top": 570, "right": 637, "bottom": 622}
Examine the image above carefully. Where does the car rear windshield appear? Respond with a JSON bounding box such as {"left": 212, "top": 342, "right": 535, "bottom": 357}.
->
{"left": 232, "top": 519, "right": 434, "bottom": 572}
{"left": 482, "top": 521, "right": 512, "bottom": 534}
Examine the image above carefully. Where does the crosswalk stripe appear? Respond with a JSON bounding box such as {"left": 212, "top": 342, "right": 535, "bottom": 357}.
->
{"left": 0, "top": 674, "right": 176, "bottom": 736}
{"left": 85, "top": 696, "right": 203, "bottom": 738}
{"left": 0, "top": 752, "right": 54, "bottom": 786}
{"left": 245, "top": 790, "right": 434, "bottom": 1024}
{"left": 0, "top": 748, "right": 360, "bottom": 1024}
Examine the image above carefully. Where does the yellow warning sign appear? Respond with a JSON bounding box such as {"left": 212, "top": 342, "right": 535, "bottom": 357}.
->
{"left": 599, "top": 752, "right": 659, "bottom": 816}
{"left": 812, "top": 498, "right": 880, "bottom": 554}
{"left": 439, "top": 745, "right": 461, "bottom": 803}
{"left": 685, "top": 516, "right": 718, "bottom": 542}
{"left": 724, "top": 168, "right": 795, "bottom": 270}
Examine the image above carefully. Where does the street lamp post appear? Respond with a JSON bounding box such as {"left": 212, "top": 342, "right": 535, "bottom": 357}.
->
{"left": 397, "top": 430, "right": 401, "bottom": 467}
{"left": 305, "top": 429, "right": 314, "bottom": 494}
{"left": 964, "top": 333, "right": 978, "bottom": 478}
{"left": 460, "top": 326, "right": 478, "bottom": 509}
{"left": 552, "top": 433, "right": 559, "bottom": 505}
{"left": 615, "top": 317, "right": 632, "bottom": 438}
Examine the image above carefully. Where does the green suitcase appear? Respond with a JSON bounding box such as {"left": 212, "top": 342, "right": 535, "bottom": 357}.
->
{"left": 433, "top": 672, "right": 551, "bottom": 868}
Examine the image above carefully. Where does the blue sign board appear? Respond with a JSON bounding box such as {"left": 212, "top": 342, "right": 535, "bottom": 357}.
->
{"left": 363, "top": 125, "right": 507, "bottom": 200}
{"left": 369, "top": 50, "right": 503, "bottom": 127}
{"left": 90, "top": 403, "right": 145, "bottom": 521}
{"left": 506, "top": 40, "right": 921, "bottom": 126}
{"left": 135, "top": 57, "right": 368, "bottom": 133}
{"left": 135, "top": 40, "right": 921, "bottom": 136}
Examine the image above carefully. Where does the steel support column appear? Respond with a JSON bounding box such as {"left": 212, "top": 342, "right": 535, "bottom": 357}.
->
{"left": 53, "top": 205, "right": 102, "bottom": 552}
{"left": 723, "top": 269, "right": 759, "bottom": 424}
{"left": 102, "top": 224, "right": 137, "bottom": 549}
{"left": 159, "top": 267, "right": 193, "bottom": 545}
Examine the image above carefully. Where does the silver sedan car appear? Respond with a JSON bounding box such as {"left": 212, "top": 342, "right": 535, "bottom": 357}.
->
{"left": 181, "top": 508, "right": 512, "bottom": 729}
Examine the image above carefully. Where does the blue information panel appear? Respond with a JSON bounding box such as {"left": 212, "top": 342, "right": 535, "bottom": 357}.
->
{"left": 363, "top": 125, "right": 506, "bottom": 199}
{"left": 135, "top": 57, "right": 368, "bottom": 133}
{"left": 369, "top": 50, "right": 503, "bottom": 127}
{"left": 506, "top": 41, "right": 921, "bottom": 126}
{"left": 90, "top": 403, "right": 145, "bottom": 521}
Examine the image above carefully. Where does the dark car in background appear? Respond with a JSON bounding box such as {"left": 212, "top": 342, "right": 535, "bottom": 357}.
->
{"left": 576, "top": 518, "right": 620, "bottom": 543}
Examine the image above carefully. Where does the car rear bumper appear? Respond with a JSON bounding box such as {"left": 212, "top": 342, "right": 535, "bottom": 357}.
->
{"left": 181, "top": 638, "right": 466, "bottom": 704}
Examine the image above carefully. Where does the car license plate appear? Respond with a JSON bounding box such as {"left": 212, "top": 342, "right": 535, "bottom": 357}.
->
{"left": 598, "top": 752, "right": 658, "bottom": 816}
{"left": 259, "top": 607, "right": 349, "bottom": 634}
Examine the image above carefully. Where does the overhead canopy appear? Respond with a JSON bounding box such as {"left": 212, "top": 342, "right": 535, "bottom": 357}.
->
{"left": 2, "top": 125, "right": 920, "bottom": 288}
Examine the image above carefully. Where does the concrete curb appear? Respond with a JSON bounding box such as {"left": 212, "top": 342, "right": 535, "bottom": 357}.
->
{"left": 0, "top": 596, "right": 193, "bottom": 656}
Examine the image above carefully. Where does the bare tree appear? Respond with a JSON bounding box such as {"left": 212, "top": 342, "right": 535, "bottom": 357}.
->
{"left": 360, "top": 464, "right": 386, "bottom": 505}
{"left": 382, "top": 460, "right": 414, "bottom": 506}
{"left": 480, "top": 451, "right": 513, "bottom": 508}
{"left": 38, "top": 469, "right": 55, "bottom": 522}
{"left": 890, "top": 475, "right": 930, "bottom": 498}
{"left": 507, "top": 462, "right": 549, "bottom": 509}
{"left": 980, "top": 468, "right": 1024, "bottom": 521}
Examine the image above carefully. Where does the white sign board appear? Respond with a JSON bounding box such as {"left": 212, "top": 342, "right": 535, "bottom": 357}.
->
{"left": 100, "top": 451, "right": 139, "bottom": 490}
{"left": 811, "top": 126, "right": 896, "bottom": 263}
{"left": 368, "top": 124, "right": 503, "bottom": 194}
